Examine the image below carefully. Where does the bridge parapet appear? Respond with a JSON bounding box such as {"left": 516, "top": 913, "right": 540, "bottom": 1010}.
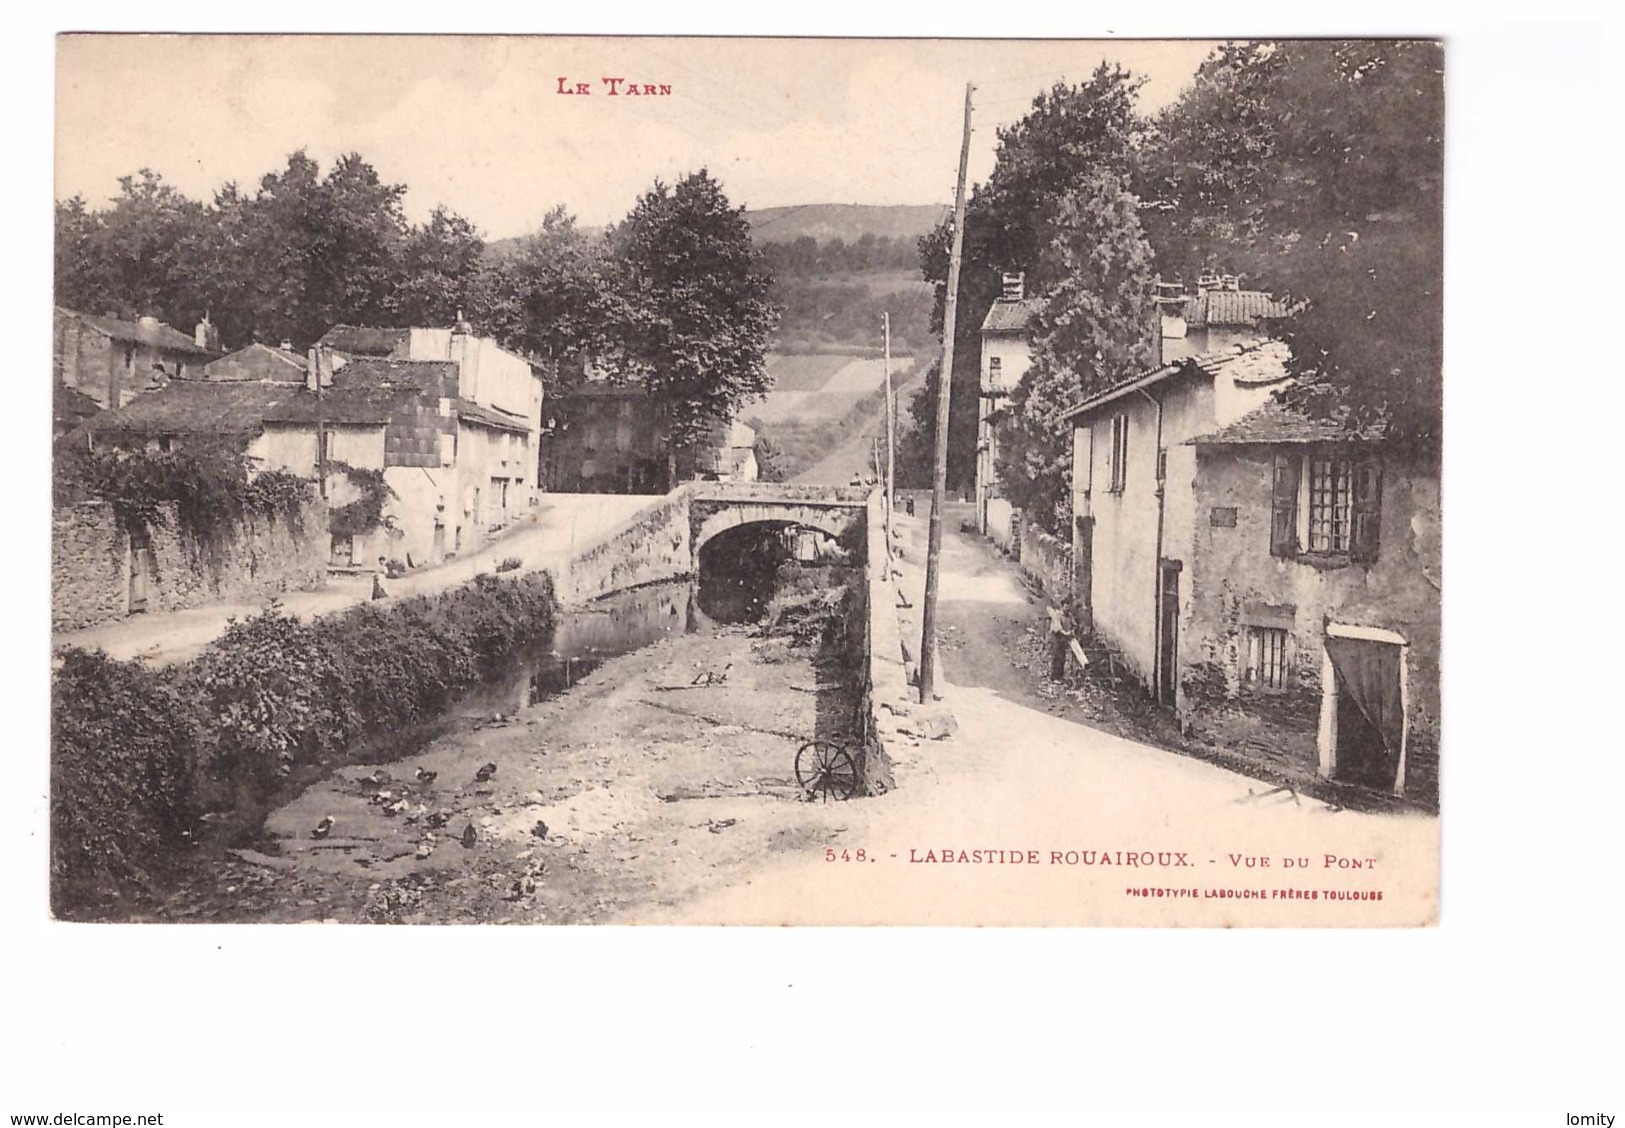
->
{"left": 689, "top": 482, "right": 874, "bottom": 507}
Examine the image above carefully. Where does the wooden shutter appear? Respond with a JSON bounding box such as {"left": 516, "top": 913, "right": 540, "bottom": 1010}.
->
{"left": 1351, "top": 458, "right": 1383, "bottom": 563}
{"left": 1270, "top": 452, "right": 1300, "bottom": 557}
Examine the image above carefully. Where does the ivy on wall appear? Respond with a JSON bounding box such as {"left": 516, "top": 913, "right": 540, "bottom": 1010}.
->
{"left": 54, "top": 441, "right": 314, "bottom": 578}
{"left": 325, "top": 460, "right": 398, "bottom": 539}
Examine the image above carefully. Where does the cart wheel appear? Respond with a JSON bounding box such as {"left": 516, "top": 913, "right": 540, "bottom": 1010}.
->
{"left": 795, "top": 740, "right": 859, "bottom": 802}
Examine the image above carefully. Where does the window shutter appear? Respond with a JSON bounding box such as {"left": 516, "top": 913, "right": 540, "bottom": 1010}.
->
{"left": 1351, "top": 459, "right": 1383, "bottom": 563}
{"left": 1270, "top": 452, "right": 1300, "bottom": 557}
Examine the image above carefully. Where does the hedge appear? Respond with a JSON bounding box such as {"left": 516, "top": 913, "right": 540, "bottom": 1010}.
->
{"left": 51, "top": 570, "right": 557, "bottom": 913}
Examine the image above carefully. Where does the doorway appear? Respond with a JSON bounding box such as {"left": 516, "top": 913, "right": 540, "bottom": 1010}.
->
{"left": 1318, "top": 625, "right": 1409, "bottom": 796}
{"left": 1157, "top": 559, "right": 1181, "bottom": 708}
{"left": 128, "top": 530, "right": 153, "bottom": 614}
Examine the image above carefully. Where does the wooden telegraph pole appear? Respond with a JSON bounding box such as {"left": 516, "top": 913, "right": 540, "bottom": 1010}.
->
{"left": 919, "top": 82, "right": 974, "bottom": 704}
{"left": 882, "top": 311, "right": 896, "bottom": 547}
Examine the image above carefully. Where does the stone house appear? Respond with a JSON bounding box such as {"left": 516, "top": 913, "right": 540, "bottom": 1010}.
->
{"left": 1062, "top": 339, "right": 1440, "bottom": 801}
{"left": 975, "top": 275, "right": 1042, "bottom": 547}
{"left": 1181, "top": 403, "right": 1440, "bottom": 803}
{"left": 90, "top": 333, "right": 541, "bottom": 572}
{"left": 541, "top": 374, "right": 759, "bottom": 494}
{"left": 53, "top": 306, "right": 217, "bottom": 410}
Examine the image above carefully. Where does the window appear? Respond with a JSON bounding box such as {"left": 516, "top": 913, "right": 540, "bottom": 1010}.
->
{"left": 1107, "top": 413, "right": 1129, "bottom": 493}
{"left": 1246, "top": 627, "right": 1289, "bottom": 689}
{"left": 1307, "top": 457, "right": 1353, "bottom": 552}
{"left": 987, "top": 355, "right": 1002, "bottom": 387}
{"left": 1271, "top": 451, "right": 1382, "bottom": 563}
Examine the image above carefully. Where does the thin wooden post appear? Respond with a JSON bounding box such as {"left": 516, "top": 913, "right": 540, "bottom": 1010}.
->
{"left": 919, "top": 82, "right": 974, "bottom": 704}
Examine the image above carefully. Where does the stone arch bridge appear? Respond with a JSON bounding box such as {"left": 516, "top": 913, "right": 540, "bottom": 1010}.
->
{"left": 690, "top": 482, "right": 872, "bottom": 556}
{"left": 557, "top": 481, "right": 877, "bottom": 606}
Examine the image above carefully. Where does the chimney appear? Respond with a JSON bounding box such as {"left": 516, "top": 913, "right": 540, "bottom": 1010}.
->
{"left": 1000, "top": 273, "right": 1025, "bottom": 302}
{"left": 306, "top": 348, "right": 319, "bottom": 392}
{"left": 195, "top": 313, "right": 219, "bottom": 352}
{"left": 281, "top": 340, "right": 295, "bottom": 352}
{"left": 1154, "top": 276, "right": 1190, "bottom": 366}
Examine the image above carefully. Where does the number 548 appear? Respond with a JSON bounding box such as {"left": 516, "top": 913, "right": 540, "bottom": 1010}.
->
{"left": 824, "top": 848, "right": 867, "bottom": 862}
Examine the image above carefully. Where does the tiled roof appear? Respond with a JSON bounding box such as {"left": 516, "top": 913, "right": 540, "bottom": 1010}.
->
{"left": 980, "top": 298, "right": 1044, "bottom": 335}
{"left": 262, "top": 386, "right": 404, "bottom": 426}
{"left": 555, "top": 380, "right": 648, "bottom": 399}
{"left": 1060, "top": 340, "right": 1290, "bottom": 422}
{"left": 57, "top": 307, "right": 212, "bottom": 355}
{"left": 455, "top": 399, "right": 531, "bottom": 434}
{"left": 1188, "top": 399, "right": 1386, "bottom": 446}
{"left": 203, "top": 342, "right": 308, "bottom": 381}
{"left": 317, "top": 324, "right": 411, "bottom": 357}
{"left": 1183, "top": 289, "right": 1289, "bottom": 328}
{"left": 90, "top": 380, "right": 304, "bottom": 436}
{"left": 54, "top": 386, "right": 102, "bottom": 427}
{"left": 333, "top": 357, "right": 458, "bottom": 395}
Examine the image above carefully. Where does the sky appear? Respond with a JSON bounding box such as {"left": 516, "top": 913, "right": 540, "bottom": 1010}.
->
{"left": 55, "top": 35, "right": 1219, "bottom": 240}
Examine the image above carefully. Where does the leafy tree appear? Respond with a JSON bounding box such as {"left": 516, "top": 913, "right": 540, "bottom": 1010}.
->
{"left": 606, "top": 170, "right": 779, "bottom": 488}
{"left": 1144, "top": 41, "right": 1444, "bottom": 453}
{"left": 53, "top": 171, "right": 211, "bottom": 328}
{"left": 389, "top": 206, "right": 487, "bottom": 329}
{"left": 995, "top": 174, "right": 1156, "bottom": 532}
{"left": 905, "top": 63, "right": 1148, "bottom": 492}
{"left": 473, "top": 205, "right": 609, "bottom": 365}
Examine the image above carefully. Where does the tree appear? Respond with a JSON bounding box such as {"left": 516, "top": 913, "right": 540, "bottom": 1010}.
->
{"left": 1144, "top": 41, "right": 1444, "bottom": 454}
{"left": 905, "top": 63, "right": 1149, "bottom": 492}
{"left": 472, "top": 205, "right": 609, "bottom": 365}
{"left": 197, "top": 150, "right": 412, "bottom": 348}
{"left": 995, "top": 175, "right": 1156, "bottom": 532}
{"left": 607, "top": 170, "right": 779, "bottom": 488}
{"left": 53, "top": 171, "right": 211, "bottom": 329}
{"left": 389, "top": 206, "right": 487, "bottom": 329}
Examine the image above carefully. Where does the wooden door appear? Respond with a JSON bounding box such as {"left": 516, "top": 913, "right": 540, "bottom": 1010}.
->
{"left": 1157, "top": 560, "right": 1181, "bottom": 708}
{"left": 128, "top": 532, "right": 153, "bottom": 614}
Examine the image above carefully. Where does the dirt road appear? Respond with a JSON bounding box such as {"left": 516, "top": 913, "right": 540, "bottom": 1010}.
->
{"left": 55, "top": 492, "right": 656, "bottom": 666}
{"left": 650, "top": 507, "right": 1440, "bottom": 927}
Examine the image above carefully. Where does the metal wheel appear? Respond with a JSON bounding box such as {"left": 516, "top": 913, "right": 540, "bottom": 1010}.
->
{"left": 795, "top": 740, "right": 859, "bottom": 802}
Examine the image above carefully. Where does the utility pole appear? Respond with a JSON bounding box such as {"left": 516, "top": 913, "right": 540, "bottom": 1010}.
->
{"left": 882, "top": 311, "right": 896, "bottom": 550}
{"left": 309, "top": 345, "right": 328, "bottom": 500}
{"left": 919, "top": 82, "right": 974, "bottom": 705}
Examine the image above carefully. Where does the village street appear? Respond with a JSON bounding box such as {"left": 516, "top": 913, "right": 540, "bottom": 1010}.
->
{"left": 54, "top": 491, "right": 655, "bottom": 666}
{"left": 137, "top": 498, "right": 1437, "bottom": 927}
{"left": 648, "top": 505, "right": 1440, "bottom": 927}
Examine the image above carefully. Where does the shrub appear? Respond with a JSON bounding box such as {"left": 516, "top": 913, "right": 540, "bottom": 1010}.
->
{"left": 50, "top": 570, "right": 559, "bottom": 914}
{"left": 51, "top": 649, "right": 203, "bottom": 907}
{"left": 496, "top": 556, "right": 523, "bottom": 573}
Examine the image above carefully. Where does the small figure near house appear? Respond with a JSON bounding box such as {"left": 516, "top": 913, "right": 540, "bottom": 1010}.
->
{"left": 1048, "top": 606, "right": 1076, "bottom": 682}
{"left": 372, "top": 557, "right": 388, "bottom": 601}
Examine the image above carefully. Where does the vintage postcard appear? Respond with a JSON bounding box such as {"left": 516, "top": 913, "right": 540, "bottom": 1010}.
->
{"left": 50, "top": 34, "right": 1442, "bottom": 926}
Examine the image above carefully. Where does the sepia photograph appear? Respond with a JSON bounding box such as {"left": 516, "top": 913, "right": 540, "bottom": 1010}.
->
{"left": 12, "top": 11, "right": 1622, "bottom": 1124}
{"left": 46, "top": 34, "right": 1446, "bottom": 927}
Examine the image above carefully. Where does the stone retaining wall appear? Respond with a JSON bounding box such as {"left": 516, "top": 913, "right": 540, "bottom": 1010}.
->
{"left": 556, "top": 485, "right": 695, "bottom": 605}
{"left": 1017, "top": 521, "right": 1074, "bottom": 607}
{"left": 52, "top": 498, "right": 329, "bottom": 632}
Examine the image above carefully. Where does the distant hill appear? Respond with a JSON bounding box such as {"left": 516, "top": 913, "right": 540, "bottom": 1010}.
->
{"left": 746, "top": 204, "right": 948, "bottom": 245}
{"left": 486, "top": 203, "right": 946, "bottom": 260}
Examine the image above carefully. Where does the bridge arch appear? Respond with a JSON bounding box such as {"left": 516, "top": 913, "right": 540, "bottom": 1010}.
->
{"left": 691, "top": 502, "right": 860, "bottom": 555}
